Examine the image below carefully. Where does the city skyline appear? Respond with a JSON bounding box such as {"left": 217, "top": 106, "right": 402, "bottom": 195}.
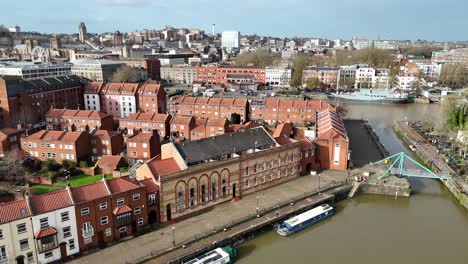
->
{"left": 3, "top": 0, "right": 468, "bottom": 41}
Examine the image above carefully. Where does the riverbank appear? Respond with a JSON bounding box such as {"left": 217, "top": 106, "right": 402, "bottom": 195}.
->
{"left": 393, "top": 121, "right": 468, "bottom": 210}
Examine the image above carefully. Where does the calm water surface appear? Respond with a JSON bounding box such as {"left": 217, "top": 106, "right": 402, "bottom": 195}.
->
{"left": 237, "top": 103, "right": 468, "bottom": 264}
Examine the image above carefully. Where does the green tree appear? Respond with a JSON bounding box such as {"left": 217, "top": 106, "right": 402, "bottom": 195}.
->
{"left": 111, "top": 65, "right": 140, "bottom": 83}
{"left": 230, "top": 113, "right": 241, "bottom": 124}
{"left": 234, "top": 50, "right": 280, "bottom": 67}
{"left": 458, "top": 108, "right": 465, "bottom": 128}
{"left": 306, "top": 78, "right": 322, "bottom": 88}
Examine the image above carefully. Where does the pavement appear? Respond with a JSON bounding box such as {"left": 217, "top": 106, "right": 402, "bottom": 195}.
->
{"left": 69, "top": 171, "right": 349, "bottom": 264}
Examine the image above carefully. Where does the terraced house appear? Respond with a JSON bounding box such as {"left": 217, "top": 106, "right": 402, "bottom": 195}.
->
{"left": 0, "top": 200, "right": 37, "bottom": 264}
{"left": 45, "top": 109, "right": 114, "bottom": 132}
{"left": 119, "top": 112, "right": 171, "bottom": 139}
{"left": 29, "top": 188, "right": 80, "bottom": 263}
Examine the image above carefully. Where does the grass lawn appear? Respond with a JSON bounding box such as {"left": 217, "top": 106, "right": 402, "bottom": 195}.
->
{"left": 31, "top": 174, "right": 112, "bottom": 195}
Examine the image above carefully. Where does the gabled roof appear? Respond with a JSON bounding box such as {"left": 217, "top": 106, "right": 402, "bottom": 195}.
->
{"left": 171, "top": 115, "right": 193, "bottom": 126}
{"left": 316, "top": 109, "right": 348, "bottom": 140}
{"left": 146, "top": 156, "right": 181, "bottom": 177}
{"left": 71, "top": 181, "right": 110, "bottom": 203}
{"left": 35, "top": 227, "right": 58, "bottom": 239}
{"left": 128, "top": 132, "right": 154, "bottom": 142}
{"left": 96, "top": 155, "right": 123, "bottom": 170}
{"left": 0, "top": 128, "right": 21, "bottom": 137}
{"left": 107, "top": 177, "right": 140, "bottom": 194}
{"left": 30, "top": 189, "right": 73, "bottom": 215}
{"left": 113, "top": 205, "right": 132, "bottom": 215}
{"left": 139, "top": 178, "right": 159, "bottom": 193}
{"left": 0, "top": 199, "right": 31, "bottom": 224}
{"left": 25, "top": 130, "right": 84, "bottom": 142}
{"left": 45, "top": 109, "right": 111, "bottom": 119}
{"left": 92, "top": 130, "right": 120, "bottom": 139}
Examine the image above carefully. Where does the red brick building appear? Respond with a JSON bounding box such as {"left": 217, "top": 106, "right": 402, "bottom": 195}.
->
{"left": 314, "top": 109, "right": 349, "bottom": 170}
{"left": 0, "top": 127, "right": 25, "bottom": 157}
{"left": 136, "top": 83, "right": 167, "bottom": 114}
{"left": 71, "top": 177, "right": 148, "bottom": 252}
{"left": 169, "top": 97, "right": 249, "bottom": 123}
{"left": 127, "top": 131, "right": 161, "bottom": 162}
{"left": 302, "top": 66, "right": 340, "bottom": 88}
{"left": 195, "top": 65, "right": 218, "bottom": 85}
{"left": 250, "top": 98, "right": 335, "bottom": 125}
{"left": 169, "top": 115, "right": 194, "bottom": 140}
{"left": 190, "top": 118, "right": 230, "bottom": 141}
{"left": 118, "top": 112, "right": 171, "bottom": 140}
{"left": 90, "top": 130, "right": 124, "bottom": 162}
{"left": 0, "top": 76, "right": 86, "bottom": 129}
{"left": 194, "top": 65, "right": 266, "bottom": 86}
{"left": 146, "top": 57, "right": 161, "bottom": 81}
{"left": 21, "top": 130, "right": 90, "bottom": 163}
{"left": 45, "top": 109, "right": 114, "bottom": 132}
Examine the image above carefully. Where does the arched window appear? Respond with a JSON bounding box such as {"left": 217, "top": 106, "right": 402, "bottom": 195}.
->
{"left": 189, "top": 183, "right": 196, "bottom": 207}
{"left": 177, "top": 187, "right": 185, "bottom": 210}
{"left": 201, "top": 183, "right": 207, "bottom": 203}
{"left": 211, "top": 180, "right": 217, "bottom": 200}
{"left": 221, "top": 178, "right": 227, "bottom": 196}
{"left": 262, "top": 162, "right": 266, "bottom": 171}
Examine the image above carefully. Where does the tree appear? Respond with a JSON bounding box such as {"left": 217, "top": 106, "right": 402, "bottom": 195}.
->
{"left": 306, "top": 78, "right": 322, "bottom": 88}
{"left": 230, "top": 113, "right": 241, "bottom": 124}
{"left": 234, "top": 50, "right": 280, "bottom": 67}
{"left": 388, "top": 66, "right": 400, "bottom": 89}
{"left": 458, "top": 108, "right": 465, "bottom": 128}
{"left": 290, "top": 54, "right": 324, "bottom": 87}
{"left": 111, "top": 65, "right": 140, "bottom": 83}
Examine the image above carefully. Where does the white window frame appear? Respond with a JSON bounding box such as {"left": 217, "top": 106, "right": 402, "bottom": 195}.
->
{"left": 100, "top": 216, "right": 109, "bottom": 225}
{"left": 117, "top": 198, "right": 125, "bottom": 205}
{"left": 99, "top": 202, "right": 108, "bottom": 210}
{"left": 81, "top": 207, "right": 90, "bottom": 216}
{"left": 137, "top": 218, "right": 144, "bottom": 226}
{"left": 132, "top": 193, "right": 141, "bottom": 201}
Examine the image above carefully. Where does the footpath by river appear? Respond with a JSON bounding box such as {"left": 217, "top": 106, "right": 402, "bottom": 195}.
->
{"left": 236, "top": 103, "right": 468, "bottom": 264}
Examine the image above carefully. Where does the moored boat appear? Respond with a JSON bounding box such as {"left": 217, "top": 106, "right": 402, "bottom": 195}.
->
{"left": 276, "top": 204, "right": 334, "bottom": 236}
{"left": 184, "top": 246, "right": 237, "bottom": 264}
{"left": 327, "top": 89, "right": 414, "bottom": 104}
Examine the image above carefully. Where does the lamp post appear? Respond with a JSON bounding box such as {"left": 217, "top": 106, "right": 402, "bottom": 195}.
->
{"left": 318, "top": 173, "right": 321, "bottom": 190}
{"left": 172, "top": 226, "right": 175, "bottom": 246}
{"left": 256, "top": 195, "right": 259, "bottom": 217}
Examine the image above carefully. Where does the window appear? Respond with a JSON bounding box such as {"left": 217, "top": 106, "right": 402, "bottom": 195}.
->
{"left": 0, "top": 246, "right": 6, "bottom": 262}
{"left": 137, "top": 218, "right": 144, "bottom": 226}
{"left": 245, "top": 167, "right": 249, "bottom": 176}
{"left": 100, "top": 216, "right": 109, "bottom": 225}
{"left": 117, "top": 198, "right": 125, "bottom": 205}
{"left": 119, "top": 227, "right": 127, "bottom": 233}
{"left": 17, "top": 223, "right": 27, "bottom": 234}
{"left": 105, "top": 228, "right": 112, "bottom": 237}
{"left": 27, "top": 252, "right": 34, "bottom": 263}
{"left": 334, "top": 143, "right": 341, "bottom": 165}
{"left": 81, "top": 207, "right": 90, "bottom": 216}
{"left": 245, "top": 179, "right": 249, "bottom": 188}
{"left": 116, "top": 213, "right": 131, "bottom": 227}
{"left": 253, "top": 164, "right": 258, "bottom": 173}
{"left": 20, "top": 239, "right": 30, "bottom": 251}
{"left": 45, "top": 252, "right": 53, "bottom": 258}
{"left": 254, "top": 177, "right": 258, "bottom": 186}
{"left": 134, "top": 206, "right": 141, "bottom": 215}
{"left": 262, "top": 162, "right": 266, "bottom": 171}
{"left": 39, "top": 217, "right": 49, "bottom": 229}
{"left": 61, "top": 212, "right": 70, "bottom": 222}
{"left": 0, "top": 229, "right": 3, "bottom": 239}
{"left": 148, "top": 194, "right": 156, "bottom": 205}
{"left": 69, "top": 239, "right": 76, "bottom": 250}
{"left": 270, "top": 161, "right": 274, "bottom": 169}
{"left": 99, "top": 202, "right": 108, "bottom": 210}
{"left": 63, "top": 226, "right": 71, "bottom": 238}
{"left": 133, "top": 193, "right": 141, "bottom": 201}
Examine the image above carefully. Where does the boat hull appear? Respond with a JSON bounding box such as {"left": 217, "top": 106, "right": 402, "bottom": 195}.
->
{"left": 327, "top": 95, "right": 414, "bottom": 104}
{"left": 276, "top": 208, "right": 335, "bottom": 236}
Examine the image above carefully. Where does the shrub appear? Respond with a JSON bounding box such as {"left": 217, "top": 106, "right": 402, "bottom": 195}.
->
{"left": 79, "top": 160, "right": 88, "bottom": 168}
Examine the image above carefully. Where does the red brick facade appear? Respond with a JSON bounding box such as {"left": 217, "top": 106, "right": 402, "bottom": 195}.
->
{"left": 45, "top": 109, "right": 114, "bottom": 132}
{"left": 127, "top": 131, "right": 161, "bottom": 162}
{"left": 119, "top": 112, "right": 171, "bottom": 140}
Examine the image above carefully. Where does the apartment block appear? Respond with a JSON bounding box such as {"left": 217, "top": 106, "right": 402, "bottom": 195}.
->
{"left": 127, "top": 131, "right": 161, "bottom": 162}
{"left": 21, "top": 130, "right": 90, "bottom": 163}
{"left": 136, "top": 83, "right": 167, "bottom": 114}
{"left": 83, "top": 82, "right": 105, "bottom": 111}
{"left": 160, "top": 65, "right": 196, "bottom": 84}
{"left": 90, "top": 130, "right": 124, "bottom": 162}
{"left": 45, "top": 109, "right": 114, "bottom": 132}
{"left": 250, "top": 98, "right": 335, "bottom": 125}
{"left": 119, "top": 112, "right": 171, "bottom": 140}
{"left": 302, "top": 66, "right": 340, "bottom": 88}
{"left": 100, "top": 83, "right": 139, "bottom": 118}
{"left": 0, "top": 75, "right": 86, "bottom": 129}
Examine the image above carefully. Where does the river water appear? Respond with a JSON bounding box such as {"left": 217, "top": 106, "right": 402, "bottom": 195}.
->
{"left": 237, "top": 103, "right": 468, "bottom": 264}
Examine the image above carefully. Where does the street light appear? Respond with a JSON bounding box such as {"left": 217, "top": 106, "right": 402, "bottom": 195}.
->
{"left": 256, "top": 195, "right": 259, "bottom": 217}
{"left": 172, "top": 226, "right": 175, "bottom": 246}
{"left": 318, "top": 173, "right": 321, "bottom": 189}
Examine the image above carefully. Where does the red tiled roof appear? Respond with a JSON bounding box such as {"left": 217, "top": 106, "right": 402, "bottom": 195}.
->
{"left": 171, "top": 116, "right": 193, "bottom": 126}
{"left": 71, "top": 181, "right": 110, "bottom": 203}
{"left": 96, "top": 155, "right": 123, "bottom": 170}
{"left": 0, "top": 199, "right": 31, "bottom": 224}
{"left": 107, "top": 178, "right": 140, "bottom": 194}
{"left": 147, "top": 157, "right": 181, "bottom": 177}
{"left": 206, "top": 118, "right": 227, "bottom": 127}
{"left": 113, "top": 205, "right": 132, "bottom": 215}
{"left": 316, "top": 109, "right": 348, "bottom": 140}
{"left": 139, "top": 178, "right": 159, "bottom": 193}
{"left": 35, "top": 227, "right": 58, "bottom": 239}
{"left": 128, "top": 132, "right": 154, "bottom": 142}
{"left": 30, "top": 189, "right": 73, "bottom": 214}
{"left": 273, "top": 123, "right": 293, "bottom": 139}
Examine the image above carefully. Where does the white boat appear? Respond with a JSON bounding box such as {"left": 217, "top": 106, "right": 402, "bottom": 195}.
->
{"left": 276, "top": 204, "right": 334, "bottom": 236}
{"left": 184, "top": 247, "right": 236, "bottom": 264}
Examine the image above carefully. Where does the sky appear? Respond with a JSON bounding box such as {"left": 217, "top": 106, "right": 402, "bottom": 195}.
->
{"left": 2, "top": 0, "right": 468, "bottom": 41}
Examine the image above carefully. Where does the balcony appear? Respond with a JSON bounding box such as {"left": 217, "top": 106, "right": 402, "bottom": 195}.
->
{"left": 82, "top": 226, "right": 94, "bottom": 238}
